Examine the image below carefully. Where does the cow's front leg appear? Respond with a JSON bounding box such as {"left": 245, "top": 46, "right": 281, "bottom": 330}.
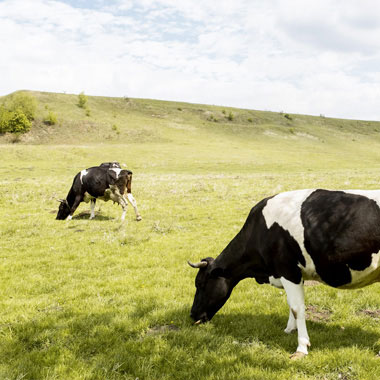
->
{"left": 281, "top": 277, "right": 310, "bottom": 359}
{"left": 90, "top": 199, "right": 96, "bottom": 219}
{"left": 67, "top": 195, "right": 82, "bottom": 221}
{"left": 126, "top": 193, "right": 142, "bottom": 221}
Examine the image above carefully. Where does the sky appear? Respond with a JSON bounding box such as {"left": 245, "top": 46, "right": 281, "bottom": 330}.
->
{"left": 1, "top": 0, "right": 380, "bottom": 121}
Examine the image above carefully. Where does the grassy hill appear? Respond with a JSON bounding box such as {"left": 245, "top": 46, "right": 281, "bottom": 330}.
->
{"left": 2, "top": 90, "right": 380, "bottom": 145}
{"left": 2, "top": 90, "right": 380, "bottom": 175}
{"left": 2, "top": 91, "right": 380, "bottom": 379}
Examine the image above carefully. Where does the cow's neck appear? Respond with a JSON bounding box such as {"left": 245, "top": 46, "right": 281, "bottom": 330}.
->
{"left": 214, "top": 221, "right": 269, "bottom": 286}
{"left": 66, "top": 187, "right": 77, "bottom": 208}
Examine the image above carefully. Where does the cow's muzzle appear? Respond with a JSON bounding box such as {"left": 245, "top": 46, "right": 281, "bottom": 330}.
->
{"left": 191, "top": 312, "right": 208, "bottom": 325}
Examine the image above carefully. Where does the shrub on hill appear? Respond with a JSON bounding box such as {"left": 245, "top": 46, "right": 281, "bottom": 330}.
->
{"left": 3, "top": 92, "right": 37, "bottom": 121}
{"left": 44, "top": 111, "right": 58, "bottom": 125}
{"left": 78, "top": 92, "right": 88, "bottom": 108}
{"left": 0, "top": 108, "right": 31, "bottom": 133}
{"left": 0, "top": 92, "right": 36, "bottom": 134}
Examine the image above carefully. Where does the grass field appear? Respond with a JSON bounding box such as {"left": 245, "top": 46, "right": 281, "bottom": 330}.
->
{"left": 2, "top": 92, "right": 380, "bottom": 379}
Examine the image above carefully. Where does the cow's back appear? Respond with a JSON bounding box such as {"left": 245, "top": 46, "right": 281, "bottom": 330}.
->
{"left": 81, "top": 167, "right": 110, "bottom": 197}
{"left": 259, "top": 189, "right": 380, "bottom": 288}
{"left": 301, "top": 189, "right": 380, "bottom": 287}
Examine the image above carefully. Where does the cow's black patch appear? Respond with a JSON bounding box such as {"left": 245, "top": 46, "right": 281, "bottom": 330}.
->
{"left": 262, "top": 221, "right": 306, "bottom": 283}
{"left": 301, "top": 190, "right": 380, "bottom": 287}
{"left": 216, "top": 196, "right": 305, "bottom": 285}
{"left": 244, "top": 197, "right": 306, "bottom": 284}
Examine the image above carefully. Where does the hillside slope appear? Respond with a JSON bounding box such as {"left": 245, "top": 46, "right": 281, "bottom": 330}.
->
{"left": 0, "top": 90, "right": 379, "bottom": 145}
{"left": 2, "top": 90, "right": 380, "bottom": 175}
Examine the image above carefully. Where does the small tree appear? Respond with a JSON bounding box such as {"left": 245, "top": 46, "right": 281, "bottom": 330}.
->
{"left": 0, "top": 92, "right": 36, "bottom": 134}
{"left": 0, "top": 109, "right": 31, "bottom": 133}
{"left": 78, "top": 92, "right": 88, "bottom": 108}
{"left": 4, "top": 92, "right": 37, "bottom": 121}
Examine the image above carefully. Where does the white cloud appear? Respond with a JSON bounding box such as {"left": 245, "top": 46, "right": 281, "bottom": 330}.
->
{"left": 0, "top": 0, "right": 379, "bottom": 120}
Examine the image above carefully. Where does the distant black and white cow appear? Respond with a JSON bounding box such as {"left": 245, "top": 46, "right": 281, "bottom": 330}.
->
{"left": 189, "top": 189, "right": 380, "bottom": 359}
{"left": 56, "top": 163, "right": 142, "bottom": 221}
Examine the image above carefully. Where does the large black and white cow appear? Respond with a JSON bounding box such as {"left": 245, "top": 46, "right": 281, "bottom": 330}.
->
{"left": 188, "top": 189, "right": 380, "bottom": 359}
{"left": 56, "top": 162, "right": 142, "bottom": 221}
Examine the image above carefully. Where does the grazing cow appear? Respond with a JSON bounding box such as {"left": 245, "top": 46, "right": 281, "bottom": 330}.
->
{"left": 188, "top": 189, "right": 380, "bottom": 359}
{"left": 56, "top": 164, "right": 142, "bottom": 221}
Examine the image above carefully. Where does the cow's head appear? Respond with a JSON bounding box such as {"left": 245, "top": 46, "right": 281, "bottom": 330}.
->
{"left": 56, "top": 199, "right": 70, "bottom": 220}
{"left": 188, "top": 257, "right": 233, "bottom": 324}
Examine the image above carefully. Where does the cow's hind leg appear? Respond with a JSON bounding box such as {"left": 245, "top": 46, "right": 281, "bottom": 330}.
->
{"left": 126, "top": 193, "right": 142, "bottom": 221}
{"left": 117, "top": 195, "right": 128, "bottom": 221}
{"left": 281, "top": 277, "right": 310, "bottom": 359}
{"left": 109, "top": 185, "right": 128, "bottom": 221}
{"left": 284, "top": 308, "right": 297, "bottom": 334}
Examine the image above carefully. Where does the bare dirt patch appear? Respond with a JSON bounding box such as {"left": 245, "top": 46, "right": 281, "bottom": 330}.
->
{"left": 306, "top": 305, "right": 331, "bottom": 322}
{"left": 358, "top": 309, "right": 380, "bottom": 320}
{"left": 304, "top": 280, "right": 320, "bottom": 286}
{"left": 145, "top": 324, "right": 180, "bottom": 336}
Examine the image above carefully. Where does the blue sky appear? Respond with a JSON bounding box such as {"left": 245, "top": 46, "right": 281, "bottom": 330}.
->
{"left": 1, "top": 0, "right": 380, "bottom": 120}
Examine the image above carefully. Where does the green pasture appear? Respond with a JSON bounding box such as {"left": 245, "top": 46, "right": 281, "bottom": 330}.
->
{"left": 2, "top": 92, "right": 380, "bottom": 379}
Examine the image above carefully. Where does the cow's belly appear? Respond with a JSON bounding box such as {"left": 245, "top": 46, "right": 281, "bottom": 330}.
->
{"left": 297, "top": 250, "right": 380, "bottom": 289}
{"left": 84, "top": 189, "right": 114, "bottom": 203}
{"left": 338, "top": 251, "right": 380, "bottom": 289}
{"left": 298, "top": 250, "right": 380, "bottom": 289}
{"left": 83, "top": 192, "right": 95, "bottom": 203}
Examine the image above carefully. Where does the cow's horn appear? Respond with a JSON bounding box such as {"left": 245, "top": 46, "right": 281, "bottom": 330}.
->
{"left": 187, "top": 260, "right": 208, "bottom": 269}
{"left": 57, "top": 199, "right": 65, "bottom": 203}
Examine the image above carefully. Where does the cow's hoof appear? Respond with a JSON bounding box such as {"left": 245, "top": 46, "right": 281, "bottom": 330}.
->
{"left": 284, "top": 327, "right": 297, "bottom": 334}
{"left": 289, "top": 351, "right": 307, "bottom": 360}
{"left": 136, "top": 215, "right": 142, "bottom": 221}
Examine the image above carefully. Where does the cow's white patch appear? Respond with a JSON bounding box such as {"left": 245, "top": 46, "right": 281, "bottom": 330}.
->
{"left": 262, "top": 189, "right": 320, "bottom": 280}
{"left": 80, "top": 169, "right": 88, "bottom": 184}
{"left": 340, "top": 250, "right": 380, "bottom": 289}
{"left": 110, "top": 168, "right": 122, "bottom": 178}
{"left": 269, "top": 276, "right": 283, "bottom": 288}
